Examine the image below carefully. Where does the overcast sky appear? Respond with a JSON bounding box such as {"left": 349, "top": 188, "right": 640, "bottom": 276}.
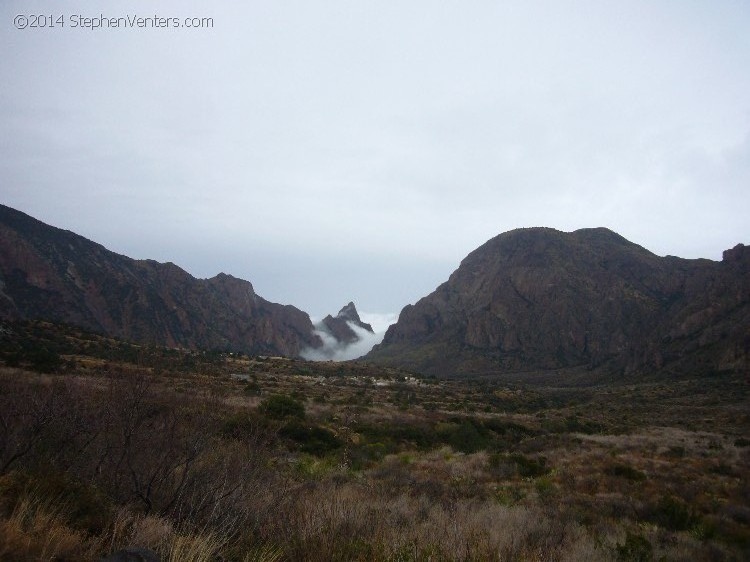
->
{"left": 2, "top": 1, "right": 749, "bottom": 325}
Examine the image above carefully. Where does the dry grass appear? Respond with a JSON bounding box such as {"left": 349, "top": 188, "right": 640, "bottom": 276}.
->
{"left": 167, "top": 530, "right": 225, "bottom": 562}
{"left": 270, "top": 480, "right": 607, "bottom": 561}
{"left": 0, "top": 346, "right": 748, "bottom": 561}
{"left": 0, "top": 494, "right": 101, "bottom": 561}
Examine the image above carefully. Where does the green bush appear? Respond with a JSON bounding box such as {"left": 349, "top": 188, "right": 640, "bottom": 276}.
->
{"left": 279, "top": 421, "right": 342, "bottom": 456}
{"left": 653, "top": 494, "right": 700, "bottom": 531}
{"left": 260, "top": 394, "right": 305, "bottom": 420}
{"left": 436, "top": 418, "right": 492, "bottom": 453}
{"left": 17, "top": 346, "right": 64, "bottom": 373}
{"left": 356, "top": 422, "right": 438, "bottom": 452}
{"left": 534, "top": 477, "right": 556, "bottom": 501}
{"left": 220, "top": 412, "right": 268, "bottom": 440}
{"left": 349, "top": 443, "right": 387, "bottom": 470}
{"left": 615, "top": 532, "right": 653, "bottom": 562}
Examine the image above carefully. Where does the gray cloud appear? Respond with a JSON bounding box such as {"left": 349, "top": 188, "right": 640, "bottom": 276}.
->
{"left": 1, "top": 1, "right": 748, "bottom": 319}
{"left": 301, "top": 322, "right": 387, "bottom": 362}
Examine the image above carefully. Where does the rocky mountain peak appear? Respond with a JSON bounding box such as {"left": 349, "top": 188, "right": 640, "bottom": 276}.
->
{"left": 366, "top": 227, "right": 749, "bottom": 379}
{"left": 723, "top": 243, "right": 750, "bottom": 269}
{"left": 318, "top": 301, "right": 374, "bottom": 345}
{"left": 337, "top": 301, "right": 361, "bottom": 321}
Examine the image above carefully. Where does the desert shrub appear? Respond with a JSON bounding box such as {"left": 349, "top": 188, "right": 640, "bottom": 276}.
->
{"left": 0, "top": 371, "right": 276, "bottom": 531}
{"left": 292, "top": 454, "right": 340, "bottom": 479}
{"left": 349, "top": 443, "right": 387, "bottom": 471}
{"left": 279, "top": 421, "right": 342, "bottom": 456}
{"left": 664, "top": 445, "right": 685, "bottom": 458}
{"left": 2, "top": 340, "right": 65, "bottom": 373}
{"left": 0, "top": 373, "right": 91, "bottom": 474}
{"left": 29, "top": 347, "right": 64, "bottom": 373}
{"left": 220, "top": 412, "right": 269, "bottom": 441}
{"left": 260, "top": 394, "right": 305, "bottom": 420}
{"left": 691, "top": 517, "right": 718, "bottom": 541}
{"left": 488, "top": 453, "right": 549, "bottom": 479}
{"left": 615, "top": 532, "right": 653, "bottom": 562}
{"left": 509, "top": 454, "right": 549, "bottom": 478}
{"left": 494, "top": 484, "right": 527, "bottom": 506}
{"left": 368, "top": 457, "right": 418, "bottom": 493}
{"left": 723, "top": 504, "right": 750, "bottom": 525}
{"left": 709, "top": 463, "right": 736, "bottom": 476}
{"left": 605, "top": 463, "right": 647, "bottom": 482}
{"left": 356, "top": 421, "right": 438, "bottom": 452}
{"left": 564, "top": 415, "right": 605, "bottom": 434}
{"left": 436, "top": 419, "right": 491, "bottom": 454}
{"left": 540, "top": 415, "right": 603, "bottom": 435}
{"left": 482, "top": 418, "right": 536, "bottom": 439}
{"left": 540, "top": 418, "right": 568, "bottom": 433}
{"left": 534, "top": 477, "right": 557, "bottom": 501}
{"left": 717, "top": 523, "right": 750, "bottom": 548}
{"left": 487, "top": 453, "right": 516, "bottom": 480}
{"left": 243, "top": 381, "right": 262, "bottom": 396}
{"left": 652, "top": 494, "right": 700, "bottom": 531}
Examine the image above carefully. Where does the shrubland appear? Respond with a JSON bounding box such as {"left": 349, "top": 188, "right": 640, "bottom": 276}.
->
{"left": 0, "top": 320, "right": 748, "bottom": 561}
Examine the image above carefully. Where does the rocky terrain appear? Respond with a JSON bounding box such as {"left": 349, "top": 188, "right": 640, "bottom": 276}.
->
{"left": 367, "top": 227, "right": 749, "bottom": 379}
{"left": 0, "top": 204, "right": 322, "bottom": 357}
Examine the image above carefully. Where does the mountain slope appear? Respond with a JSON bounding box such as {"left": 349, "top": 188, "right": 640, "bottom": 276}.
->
{"left": 0, "top": 204, "right": 322, "bottom": 356}
{"left": 366, "top": 227, "right": 749, "bottom": 378}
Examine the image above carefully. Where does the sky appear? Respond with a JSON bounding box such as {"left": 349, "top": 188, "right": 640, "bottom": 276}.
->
{"left": 2, "top": 1, "right": 749, "bottom": 328}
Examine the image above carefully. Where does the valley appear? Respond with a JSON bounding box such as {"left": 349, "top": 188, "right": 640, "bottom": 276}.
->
{"left": 0, "top": 321, "right": 748, "bottom": 561}
{"left": 1, "top": 205, "right": 748, "bottom": 560}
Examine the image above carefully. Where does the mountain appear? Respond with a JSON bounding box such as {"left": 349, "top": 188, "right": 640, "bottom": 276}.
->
{"left": 319, "top": 301, "right": 374, "bottom": 344}
{"left": 366, "top": 227, "right": 749, "bottom": 379}
{"left": 0, "top": 204, "right": 322, "bottom": 356}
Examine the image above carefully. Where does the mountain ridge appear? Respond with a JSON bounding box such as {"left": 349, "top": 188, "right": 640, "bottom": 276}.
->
{"left": 0, "top": 204, "right": 323, "bottom": 356}
{"left": 366, "top": 227, "right": 749, "bottom": 379}
{"left": 2, "top": 204, "right": 747, "bottom": 378}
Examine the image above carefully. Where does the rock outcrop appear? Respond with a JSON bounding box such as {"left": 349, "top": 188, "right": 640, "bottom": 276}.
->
{"left": 319, "top": 301, "right": 374, "bottom": 344}
{"left": 0, "top": 204, "right": 322, "bottom": 357}
{"left": 366, "top": 227, "right": 749, "bottom": 378}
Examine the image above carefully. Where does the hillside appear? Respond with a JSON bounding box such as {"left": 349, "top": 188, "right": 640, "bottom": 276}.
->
{"left": 0, "top": 204, "right": 322, "bottom": 356}
{"left": 366, "top": 227, "right": 750, "bottom": 379}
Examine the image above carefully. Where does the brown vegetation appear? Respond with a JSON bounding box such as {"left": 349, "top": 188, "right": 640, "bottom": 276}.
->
{"left": 0, "top": 322, "right": 748, "bottom": 560}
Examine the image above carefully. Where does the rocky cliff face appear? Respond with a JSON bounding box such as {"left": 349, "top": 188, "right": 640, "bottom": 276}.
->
{"left": 0, "top": 205, "right": 322, "bottom": 356}
{"left": 319, "top": 301, "right": 374, "bottom": 344}
{"left": 366, "top": 228, "right": 749, "bottom": 378}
